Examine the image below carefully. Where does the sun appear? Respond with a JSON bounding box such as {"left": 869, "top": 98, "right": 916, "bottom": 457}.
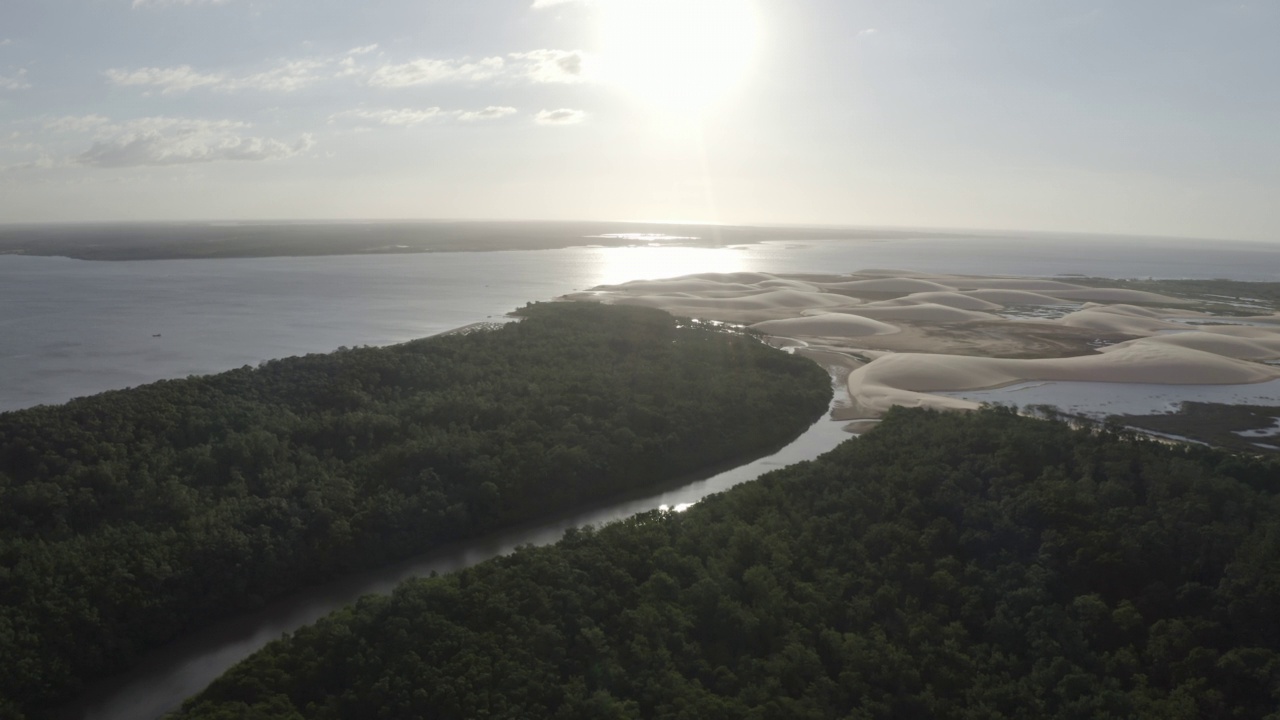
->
{"left": 597, "top": 0, "right": 759, "bottom": 114}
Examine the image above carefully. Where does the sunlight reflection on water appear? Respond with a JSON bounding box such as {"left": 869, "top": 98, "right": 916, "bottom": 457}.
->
{"left": 588, "top": 245, "right": 748, "bottom": 287}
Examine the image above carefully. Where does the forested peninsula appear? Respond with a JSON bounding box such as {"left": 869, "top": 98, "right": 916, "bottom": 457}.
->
{"left": 177, "top": 408, "right": 1280, "bottom": 720}
{"left": 0, "top": 303, "right": 831, "bottom": 719}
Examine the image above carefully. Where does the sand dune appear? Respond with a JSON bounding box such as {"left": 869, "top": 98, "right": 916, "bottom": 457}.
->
{"left": 819, "top": 278, "right": 957, "bottom": 295}
{"left": 832, "top": 304, "right": 994, "bottom": 324}
{"left": 1046, "top": 288, "right": 1193, "bottom": 305}
{"left": 849, "top": 343, "right": 1280, "bottom": 414}
{"left": 565, "top": 270, "right": 1280, "bottom": 421}
{"left": 1074, "top": 303, "right": 1201, "bottom": 319}
{"left": 963, "top": 289, "right": 1076, "bottom": 306}
{"left": 596, "top": 278, "right": 761, "bottom": 295}
{"left": 948, "top": 278, "right": 1087, "bottom": 292}
{"left": 876, "top": 291, "right": 1005, "bottom": 311}
{"left": 1110, "top": 332, "right": 1280, "bottom": 361}
{"left": 751, "top": 313, "right": 899, "bottom": 338}
{"left": 1058, "top": 309, "right": 1188, "bottom": 335}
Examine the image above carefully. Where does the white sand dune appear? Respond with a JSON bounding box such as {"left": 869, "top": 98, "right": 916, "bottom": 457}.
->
{"left": 1110, "top": 333, "right": 1280, "bottom": 361}
{"left": 948, "top": 278, "right": 1087, "bottom": 292}
{"left": 876, "top": 291, "right": 1005, "bottom": 311}
{"left": 594, "top": 287, "right": 861, "bottom": 324}
{"left": 819, "top": 278, "right": 957, "bottom": 295}
{"left": 566, "top": 270, "right": 1280, "bottom": 421}
{"left": 688, "top": 271, "right": 779, "bottom": 284}
{"left": 751, "top": 313, "right": 900, "bottom": 338}
{"left": 849, "top": 343, "right": 1280, "bottom": 414}
{"left": 1046, "top": 288, "right": 1193, "bottom": 305}
{"left": 963, "top": 289, "right": 1076, "bottom": 306}
{"left": 1073, "top": 303, "right": 1201, "bottom": 320}
{"left": 832, "top": 304, "right": 994, "bottom": 324}
{"left": 754, "top": 278, "right": 822, "bottom": 291}
{"left": 1058, "top": 309, "right": 1188, "bottom": 335}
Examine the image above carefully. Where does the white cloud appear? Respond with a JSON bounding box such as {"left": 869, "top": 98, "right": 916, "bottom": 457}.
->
{"left": 46, "top": 115, "right": 112, "bottom": 133}
{"left": 131, "top": 0, "right": 233, "bottom": 8}
{"left": 510, "top": 49, "right": 585, "bottom": 83}
{"left": 458, "top": 106, "right": 518, "bottom": 122}
{"left": 368, "top": 57, "right": 505, "bottom": 87}
{"left": 107, "top": 49, "right": 588, "bottom": 95}
{"left": 226, "top": 59, "right": 327, "bottom": 92}
{"left": 331, "top": 106, "right": 519, "bottom": 127}
{"left": 105, "top": 65, "right": 222, "bottom": 93}
{"left": 105, "top": 58, "right": 328, "bottom": 93}
{"left": 0, "top": 69, "right": 31, "bottom": 91}
{"left": 332, "top": 108, "right": 445, "bottom": 127}
{"left": 531, "top": 0, "right": 585, "bottom": 7}
{"left": 75, "top": 117, "right": 313, "bottom": 167}
{"left": 366, "top": 50, "right": 586, "bottom": 88}
{"left": 535, "top": 108, "right": 586, "bottom": 125}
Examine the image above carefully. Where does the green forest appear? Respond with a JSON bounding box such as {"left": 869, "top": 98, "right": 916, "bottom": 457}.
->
{"left": 176, "top": 408, "right": 1280, "bottom": 720}
{"left": 0, "top": 303, "right": 831, "bottom": 719}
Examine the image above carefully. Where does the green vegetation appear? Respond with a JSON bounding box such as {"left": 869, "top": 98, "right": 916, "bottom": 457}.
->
{"left": 177, "top": 408, "right": 1280, "bottom": 720}
{"left": 1114, "top": 402, "right": 1280, "bottom": 456}
{"left": 0, "top": 302, "right": 830, "bottom": 719}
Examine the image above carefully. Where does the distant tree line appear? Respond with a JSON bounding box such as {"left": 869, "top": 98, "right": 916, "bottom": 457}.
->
{"left": 0, "top": 302, "right": 831, "bottom": 719}
{"left": 176, "top": 408, "right": 1280, "bottom": 719}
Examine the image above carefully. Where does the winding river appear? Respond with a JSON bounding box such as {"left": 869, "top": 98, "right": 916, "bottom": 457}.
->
{"left": 56, "top": 379, "right": 854, "bottom": 720}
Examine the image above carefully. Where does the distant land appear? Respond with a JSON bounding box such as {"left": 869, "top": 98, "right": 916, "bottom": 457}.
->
{"left": 0, "top": 220, "right": 1210, "bottom": 262}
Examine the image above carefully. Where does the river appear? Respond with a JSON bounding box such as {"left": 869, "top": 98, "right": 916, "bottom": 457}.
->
{"left": 55, "top": 375, "right": 852, "bottom": 720}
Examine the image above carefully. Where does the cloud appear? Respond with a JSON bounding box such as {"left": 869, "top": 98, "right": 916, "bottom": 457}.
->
{"left": 75, "top": 117, "right": 313, "bottom": 167}
{"left": 368, "top": 57, "right": 506, "bottom": 87}
{"left": 105, "top": 65, "right": 222, "bottom": 93}
{"left": 0, "top": 39, "right": 12, "bottom": 47}
{"left": 105, "top": 58, "right": 329, "bottom": 93}
{"left": 531, "top": 0, "right": 585, "bottom": 7}
{"left": 332, "top": 108, "right": 445, "bottom": 127}
{"left": 510, "top": 50, "right": 585, "bottom": 83}
{"left": 46, "top": 115, "right": 112, "bottom": 132}
{"left": 226, "top": 59, "right": 327, "bottom": 92}
{"left": 0, "top": 69, "right": 31, "bottom": 90}
{"left": 108, "top": 49, "right": 588, "bottom": 95}
{"left": 366, "top": 50, "right": 586, "bottom": 87}
{"left": 331, "top": 106, "right": 519, "bottom": 127}
{"left": 535, "top": 108, "right": 586, "bottom": 125}
{"left": 458, "top": 106, "right": 518, "bottom": 122}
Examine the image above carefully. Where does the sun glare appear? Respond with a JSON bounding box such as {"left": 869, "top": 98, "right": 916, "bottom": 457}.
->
{"left": 591, "top": 246, "right": 746, "bottom": 287}
{"left": 597, "top": 0, "right": 759, "bottom": 113}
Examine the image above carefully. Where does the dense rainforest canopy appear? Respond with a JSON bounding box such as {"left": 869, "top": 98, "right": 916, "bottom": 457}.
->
{"left": 0, "top": 302, "right": 831, "bottom": 719}
{"left": 177, "top": 408, "right": 1280, "bottom": 720}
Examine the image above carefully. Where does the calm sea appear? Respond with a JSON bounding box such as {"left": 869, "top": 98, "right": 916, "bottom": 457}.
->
{"left": 3, "top": 231, "right": 1278, "bottom": 411}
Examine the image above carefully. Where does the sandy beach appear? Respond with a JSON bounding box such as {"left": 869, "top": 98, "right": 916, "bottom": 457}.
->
{"left": 563, "top": 270, "right": 1280, "bottom": 424}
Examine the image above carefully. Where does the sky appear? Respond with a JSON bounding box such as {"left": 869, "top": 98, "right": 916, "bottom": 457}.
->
{"left": 0, "top": 0, "right": 1277, "bottom": 242}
